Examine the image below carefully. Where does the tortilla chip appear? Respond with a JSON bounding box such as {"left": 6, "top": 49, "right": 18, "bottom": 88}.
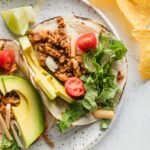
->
{"left": 132, "top": 30, "right": 150, "bottom": 49}
{"left": 130, "top": 0, "right": 150, "bottom": 8}
{"left": 90, "top": 0, "right": 121, "bottom": 15}
{"left": 115, "top": 0, "right": 150, "bottom": 29}
{"left": 132, "top": 30, "right": 150, "bottom": 80}
{"left": 90, "top": 0, "right": 116, "bottom": 8}
{"left": 139, "top": 51, "right": 150, "bottom": 80}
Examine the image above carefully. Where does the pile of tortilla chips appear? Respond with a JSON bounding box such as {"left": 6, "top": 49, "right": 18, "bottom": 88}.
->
{"left": 90, "top": 0, "right": 150, "bottom": 80}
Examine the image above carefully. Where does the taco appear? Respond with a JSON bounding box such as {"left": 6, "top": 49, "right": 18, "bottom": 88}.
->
{"left": 18, "top": 16, "right": 127, "bottom": 133}
{"left": 0, "top": 39, "right": 45, "bottom": 149}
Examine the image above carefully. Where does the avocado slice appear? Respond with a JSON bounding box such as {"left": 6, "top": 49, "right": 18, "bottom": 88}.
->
{"left": 0, "top": 78, "right": 6, "bottom": 95}
{"left": 24, "top": 52, "right": 57, "bottom": 100}
{"left": 49, "top": 77, "right": 74, "bottom": 103}
{"left": 1, "top": 76, "right": 44, "bottom": 148}
{"left": 19, "top": 37, "right": 57, "bottom": 100}
{"left": 19, "top": 36, "right": 74, "bottom": 103}
{"left": 19, "top": 36, "right": 47, "bottom": 75}
{"left": 34, "top": 74, "right": 57, "bottom": 100}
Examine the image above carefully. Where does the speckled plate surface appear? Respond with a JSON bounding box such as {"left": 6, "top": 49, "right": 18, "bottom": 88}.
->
{"left": 0, "top": 0, "right": 127, "bottom": 150}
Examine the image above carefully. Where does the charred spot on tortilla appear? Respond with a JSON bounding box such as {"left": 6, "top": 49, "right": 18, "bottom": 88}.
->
{"left": 117, "top": 71, "right": 124, "bottom": 82}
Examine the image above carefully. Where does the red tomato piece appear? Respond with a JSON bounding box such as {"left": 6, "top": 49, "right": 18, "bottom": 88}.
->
{"left": 65, "top": 77, "right": 85, "bottom": 98}
{"left": 76, "top": 33, "right": 97, "bottom": 52}
{"left": 0, "top": 50, "right": 15, "bottom": 70}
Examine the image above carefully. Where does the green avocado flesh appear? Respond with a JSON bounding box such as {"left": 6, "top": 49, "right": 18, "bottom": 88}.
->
{"left": 0, "top": 76, "right": 44, "bottom": 148}
{"left": 19, "top": 36, "right": 73, "bottom": 103}
{"left": 49, "top": 77, "right": 74, "bottom": 103}
{"left": 0, "top": 78, "right": 5, "bottom": 95}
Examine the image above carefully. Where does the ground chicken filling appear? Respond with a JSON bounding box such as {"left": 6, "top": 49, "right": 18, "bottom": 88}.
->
{"left": 0, "top": 91, "right": 20, "bottom": 119}
{"left": 28, "top": 17, "right": 87, "bottom": 82}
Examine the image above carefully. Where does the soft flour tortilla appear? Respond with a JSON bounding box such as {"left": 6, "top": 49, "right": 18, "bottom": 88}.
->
{"left": 20, "top": 16, "right": 128, "bottom": 126}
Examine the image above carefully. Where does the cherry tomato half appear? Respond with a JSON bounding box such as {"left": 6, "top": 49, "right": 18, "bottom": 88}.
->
{"left": 76, "top": 33, "right": 97, "bottom": 52}
{"left": 65, "top": 77, "right": 85, "bottom": 98}
{"left": 0, "top": 50, "right": 15, "bottom": 70}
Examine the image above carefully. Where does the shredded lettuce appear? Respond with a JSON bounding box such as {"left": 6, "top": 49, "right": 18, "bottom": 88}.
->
{"left": 57, "top": 101, "right": 88, "bottom": 133}
{"left": 82, "top": 90, "right": 98, "bottom": 111}
{"left": 57, "top": 33, "right": 127, "bottom": 132}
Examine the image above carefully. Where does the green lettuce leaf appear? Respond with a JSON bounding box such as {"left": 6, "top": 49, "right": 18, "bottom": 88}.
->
{"left": 82, "top": 90, "right": 98, "bottom": 111}
{"left": 98, "top": 87, "right": 118, "bottom": 102}
{"left": 0, "top": 134, "right": 13, "bottom": 149}
{"left": 57, "top": 101, "right": 87, "bottom": 133}
{"left": 10, "top": 140, "right": 20, "bottom": 150}
{"left": 0, "top": 134, "right": 20, "bottom": 150}
{"left": 84, "top": 52, "right": 96, "bottom": 72}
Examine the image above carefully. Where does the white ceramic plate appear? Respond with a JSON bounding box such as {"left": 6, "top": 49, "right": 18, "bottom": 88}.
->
{"left": 0, "top": 0, "right": 127, "bottom": 149}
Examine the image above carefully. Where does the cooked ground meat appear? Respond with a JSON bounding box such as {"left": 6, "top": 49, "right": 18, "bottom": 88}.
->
{"left": 0, "top": 91, "right": 20, "bottom": 119}
{"left": 45, "top": 46, "right": 61, "bottom": 58}
{"left": 28, "top": 16, "right": 87, "bottom": 82}
{"left": 38, "top": 53, "right": 47, "bottom": 68}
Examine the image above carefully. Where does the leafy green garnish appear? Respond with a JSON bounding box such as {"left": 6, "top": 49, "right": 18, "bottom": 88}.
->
{"left": 11, "top": 140, "right": 20, "bottom": 150}
{"left": 84, "top": 52, "right": 96, "bottom": 72}
{"left": 98, "top": 87, "right": 118, "bottom": 102}
{"left": 57, "top": 100, "right": 88, "bottom": 133}
{"left": 100, "top": 119, "right": 111, "bottom": 130}
{"left": 0, "top": 134, "right": 20, "bottom": 150}
{"left": 0, "top": 134, "right": 13, "bottom": 149}
{"left": 82, "top": 90, "right": 98, "bottom": 111}
{"left": 82, "top": 33, "right": 127, "bottom": 110}
{"left": 57, "top": 33, "right": 127, "bottom": 132}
